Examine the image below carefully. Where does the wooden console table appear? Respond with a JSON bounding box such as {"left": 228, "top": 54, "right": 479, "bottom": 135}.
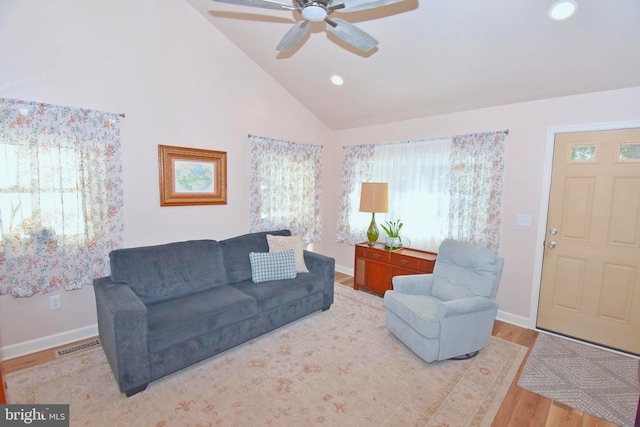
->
{"left": 354, "top": 242, "right": 437, "bottom": 295}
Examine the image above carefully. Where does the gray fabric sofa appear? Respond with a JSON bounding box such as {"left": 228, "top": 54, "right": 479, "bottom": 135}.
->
{"left": 93, "top": 230, "right": 335, "bottom": 397}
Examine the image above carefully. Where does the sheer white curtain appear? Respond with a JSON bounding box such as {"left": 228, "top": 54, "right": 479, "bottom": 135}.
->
{"left": 373, "top": 139, "right": 451, "bottom": 251}
{"left": 249, "top": 135, "right": 322, "bottom": 244}
{"left": 335, "top": 139, "right": 450, "bottom": 252}
{"left": 0, "top": 98, "right": 124, "bottom": 297}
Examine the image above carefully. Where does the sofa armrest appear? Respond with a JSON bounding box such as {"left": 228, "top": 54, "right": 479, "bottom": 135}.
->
{"left": 93, "top": 276, "right": 151, "bottom": 395}
{"left": 436, "top": 296, "right": 498, "bottom": 319}
{"left": 391, "top": 274, "right": 435, "bottom": 296}
{"left": 303, "top": 250, "right": 335, "bottom": 310}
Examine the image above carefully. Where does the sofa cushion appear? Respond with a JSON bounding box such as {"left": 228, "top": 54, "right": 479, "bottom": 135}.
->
{"left": 146, "top": 285, "right": 257, "bottom": 353}
{"left": 267, "top": 234, "right": 309, "bottom": 273}
{"left": 249, "top": 249, "right": 297, "bottom": 283}
{"left": 221, "top": 230, "right": 291, "bottom": 284}
{"left": 109, "top": 240, "right": 225, "bottom": 304}
{"left": 231, "top": 272, "right": 323, "bottom": 312}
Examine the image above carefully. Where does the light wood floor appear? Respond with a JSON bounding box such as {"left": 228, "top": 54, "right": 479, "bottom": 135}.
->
{"left": 0, "top": 272, "right": 620, "bottom": 426}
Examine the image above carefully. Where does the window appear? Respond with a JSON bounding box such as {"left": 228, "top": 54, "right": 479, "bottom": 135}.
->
{"left": 336, "top": 131, "right": 507, "bottom": 252}
{"left": 337, "top": 139, "right": 451, "bottom": 251}
{"left": 1, "top": 140, "right": 86, "bottom": 240}
{"left": 249, "top": 135, "right": 322, "bottom": 244}
{"left": 0, "top": 98, "right": 123, "bottom": 297}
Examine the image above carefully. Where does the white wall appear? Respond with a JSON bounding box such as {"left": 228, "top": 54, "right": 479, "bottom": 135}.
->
{"left": 1, "top": 0, "right": 639, "bottom": 361}
{"left": 0, "top": 0, "right": 330, "bottom": 359}
{"left": 316, "top": 86, "right": 640, "bottom": 327}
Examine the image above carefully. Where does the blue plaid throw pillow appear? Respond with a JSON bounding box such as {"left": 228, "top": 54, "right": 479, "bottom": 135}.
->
{"left": 249, "top": 249, "right": 297, "bottom": 283}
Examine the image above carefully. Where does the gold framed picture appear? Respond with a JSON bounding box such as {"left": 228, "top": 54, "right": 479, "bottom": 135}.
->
{"left": 158, "top": 145, "right": 227, "bottom": 206}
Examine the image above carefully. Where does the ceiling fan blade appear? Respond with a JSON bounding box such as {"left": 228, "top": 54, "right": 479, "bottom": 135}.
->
{"left": 211, "top": 0, "right": 297, "bottom": 11}
{"left": 325, "top": 17, "right": 378, "bottom": 52}
{"left": 332, "top": 0, "right": 403, "bottom": 13}
{"left": 276, "top": 20, "right": 311, "bottom": 51}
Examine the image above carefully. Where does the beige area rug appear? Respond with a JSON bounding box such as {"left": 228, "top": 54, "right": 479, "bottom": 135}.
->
{"left": 6, "top": 284, "right": 527, "bottom": 426}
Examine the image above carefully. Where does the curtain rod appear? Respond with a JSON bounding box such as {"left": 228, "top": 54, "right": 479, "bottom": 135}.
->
{"left": 247, "top": 133, "right": 323, "bottom": 147}
{"left": 342, "top": 129, "right": 509, "bottom": 148}
{"left": 1, "top": 96, "right": 125, "bottom": 118}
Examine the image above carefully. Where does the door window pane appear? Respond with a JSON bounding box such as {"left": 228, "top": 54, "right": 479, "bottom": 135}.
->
{"left": 568, "top": 144, "right": 598, "bottom": 163}
{"left": 617, "top": 142, "right": 640, "bottom": 162}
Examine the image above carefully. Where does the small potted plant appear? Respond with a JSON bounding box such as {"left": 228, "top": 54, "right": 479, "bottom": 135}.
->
{"left": 381, "top": 219, "right": 404, "bottom": 249}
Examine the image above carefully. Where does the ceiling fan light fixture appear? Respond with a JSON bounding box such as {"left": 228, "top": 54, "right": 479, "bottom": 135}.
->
{"left": 301, "top": 5, "right": 327, "bottom": 22}
{"left": 548, "top": 0, "right": 577, "bottom": 20}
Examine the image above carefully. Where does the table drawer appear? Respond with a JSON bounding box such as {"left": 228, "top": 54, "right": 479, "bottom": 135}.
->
{"left": 419, "top": 259, "right": 435, "bottom": 272}
{"left": 390, "top": 252, "right": 422, "bottom": 270}
{"left": 355, "top": 246, "right": 387, "bottom": 262}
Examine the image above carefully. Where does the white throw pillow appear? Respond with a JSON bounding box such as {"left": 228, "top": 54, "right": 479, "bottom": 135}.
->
{"left": 266, "top": 234, "right": 309, "bottom": 273}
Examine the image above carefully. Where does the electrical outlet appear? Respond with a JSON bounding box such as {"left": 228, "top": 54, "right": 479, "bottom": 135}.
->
{"left": 49, "top": 295, "right": 61, "bottom": 310}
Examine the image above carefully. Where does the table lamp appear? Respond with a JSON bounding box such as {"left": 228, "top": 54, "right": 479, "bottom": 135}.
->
{"left": 359, "top": 182, "right": 389, "bottom": 245}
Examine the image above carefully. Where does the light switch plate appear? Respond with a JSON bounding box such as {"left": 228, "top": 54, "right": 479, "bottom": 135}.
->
{"left": 517, "top": 214, "right": 532, "bottom": 227}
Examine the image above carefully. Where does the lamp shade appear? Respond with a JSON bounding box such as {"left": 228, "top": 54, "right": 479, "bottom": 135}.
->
{"left": 359, "top": 182, "right": 389, "bottom": 213}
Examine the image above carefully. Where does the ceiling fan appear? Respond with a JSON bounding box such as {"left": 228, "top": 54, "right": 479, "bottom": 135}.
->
{"left": 211, "top": 0, "right": 403, "bottom": 52}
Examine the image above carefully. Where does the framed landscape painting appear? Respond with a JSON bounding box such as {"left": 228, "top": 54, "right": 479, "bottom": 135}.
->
{"left": 158, "top": 145, "right": 227, "bottom": 206}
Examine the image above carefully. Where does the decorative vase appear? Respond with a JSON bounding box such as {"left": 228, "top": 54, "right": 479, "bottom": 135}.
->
{"left": 384, "top": 236, "right": 402, "bottom": 249}
{"left": 366, "top": 213, "right": 379, "bottom": 245}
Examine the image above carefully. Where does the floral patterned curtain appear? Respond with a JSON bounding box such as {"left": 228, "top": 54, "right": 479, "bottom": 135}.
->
{"left": 334, "top": 144, "right": 375, "bottom": 245}
{"left": 249, "top": 135, "right": 322, "bottom": 244}
{"left": 0, "top": 98, "right": 124, "bottom": 297}
{"left": 448, "top": 130, "right": 507, "bottom": 251}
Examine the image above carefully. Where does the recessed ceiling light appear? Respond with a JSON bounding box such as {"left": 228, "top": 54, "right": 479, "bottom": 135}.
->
{"left": 330, "top": 75, "right": 344, "bottom": 86}
{"left": 549, "top": 0, "right": 577, "bottom": 20}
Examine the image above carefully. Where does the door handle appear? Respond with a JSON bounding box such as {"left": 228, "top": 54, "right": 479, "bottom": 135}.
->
{"left": 548, "top": 241, "right": 557, "bottom": 249}
{"left": 549, "top": 228, "right": 558, "bottom": 235}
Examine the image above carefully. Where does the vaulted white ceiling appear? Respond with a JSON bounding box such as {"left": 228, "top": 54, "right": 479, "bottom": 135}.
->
{"left": 187, "top": 0, "right": 640, "bottom": 130}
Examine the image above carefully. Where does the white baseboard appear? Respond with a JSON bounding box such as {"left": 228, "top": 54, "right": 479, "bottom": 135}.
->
{"left": 0, "top": 324, "right": 98, "bottom": 362}
{"left": 495, "top": 310, "right": 530, "bottom": 329}
{"left": 335, "top": 264, "right": 354, "bottom": 276}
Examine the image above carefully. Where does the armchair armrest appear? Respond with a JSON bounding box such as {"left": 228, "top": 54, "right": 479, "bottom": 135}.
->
{"left": 436, "top": 296, "right": 498, "bottom": 319}
{"left": 391, "top": 274, "right": 435, "bottom": 295}
{"left": 93, "top": 276, "right": 151, "bottom": 395}
{"left": 303, "top": 250, "right": 336, "bottom": 310}
{"left": 435, "top": 295, "right": 499, "bottom": 360}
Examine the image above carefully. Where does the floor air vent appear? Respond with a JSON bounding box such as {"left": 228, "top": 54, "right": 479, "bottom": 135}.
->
{"left": 55, "top": 339, "right": 101, "bottom": 358}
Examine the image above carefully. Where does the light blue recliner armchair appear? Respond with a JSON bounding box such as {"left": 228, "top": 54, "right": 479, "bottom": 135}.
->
{"left": 383, "top": 239, "right": 504, "bottom": 363}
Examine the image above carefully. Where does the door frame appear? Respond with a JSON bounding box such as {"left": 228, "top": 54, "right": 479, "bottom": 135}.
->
{"left": 528, "top": 119, "right": 640, "bottom": 330}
